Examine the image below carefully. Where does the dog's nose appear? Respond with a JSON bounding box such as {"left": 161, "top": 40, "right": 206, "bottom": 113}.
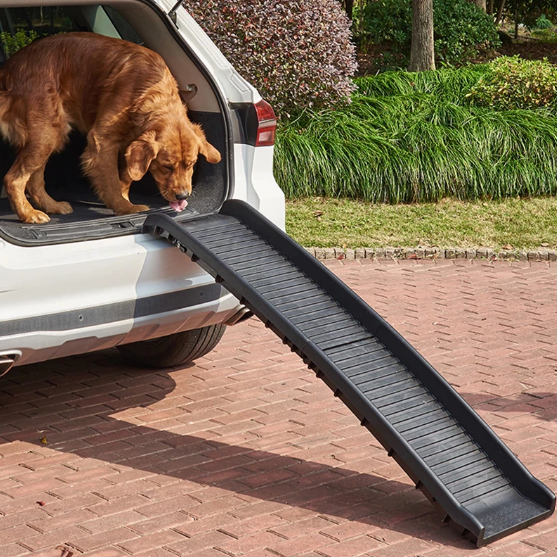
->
{"left": 175, "top": 193, "right": 189, "bottom": 200}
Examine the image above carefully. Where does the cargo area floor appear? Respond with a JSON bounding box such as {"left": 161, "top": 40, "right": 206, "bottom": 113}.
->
{"left": 0, "top": 190, "right": 170, "bottom": 225}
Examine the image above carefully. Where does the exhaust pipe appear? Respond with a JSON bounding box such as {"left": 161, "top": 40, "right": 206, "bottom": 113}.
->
{"left": 0, "top": 350, "right": 22, "bottom": 377}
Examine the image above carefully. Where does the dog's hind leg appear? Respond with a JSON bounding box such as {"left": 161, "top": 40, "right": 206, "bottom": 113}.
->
{"left": 26, "top": 162, "right": 73, "bottom": 216}
{"left": 4, "top": 170, "right": 43, "bottom": 223}
{"left": 4, "top": 101, "right": 71, "bottom": 223}
{"left": 4, "top": 151, "right": 53, "bottom": 224}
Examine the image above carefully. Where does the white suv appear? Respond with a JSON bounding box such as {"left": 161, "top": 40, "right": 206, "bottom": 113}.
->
{"left": 0, "top": 0, "right": 285, "bottom": 374}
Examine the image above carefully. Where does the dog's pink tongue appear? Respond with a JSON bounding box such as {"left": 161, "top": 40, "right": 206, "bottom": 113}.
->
{"left": 170, "top": 199, "right": 188, "bottom": 212}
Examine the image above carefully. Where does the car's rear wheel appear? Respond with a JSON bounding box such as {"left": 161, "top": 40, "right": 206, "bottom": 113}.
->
{"left": 117, "top": 324, "right": 226, "bottom": 368}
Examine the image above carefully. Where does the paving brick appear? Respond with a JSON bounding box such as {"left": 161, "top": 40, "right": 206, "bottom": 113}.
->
{"left": 28, "top": 509, "right": 96, "bottom": 533}
{"left": 319, "top": 521, "right": 381, "bottom": 542}
{"left": 117, "top": 529, "right": 187, "bottom": 553}
{"left": 269, "top": 516, "right": 335, "bottom": 539}
{"left": 19, "top": 526, "right": 90, "bottom": 552}
{"left": 68, "top": 528, "right": 138, "bottom": 553}
{"left": 261, "top": 532, "right": 333, "bottom": 557}
{"left": 79, "top": 510, "right": 145, "bottom": 534}
{"left": 0, "top": 544, "right": 29, "bottom": 557}
{"left": 215, "top": 530, "right": 287, "bottom": 555}
{"left": 131, "top": 550, "right": 177, "bottom": 557}
{"left": 87, "top": 494, "right": 151, "bottom": 517}
{"left": 135, "top": 494, "right": 202, "bottom": 518}
{"left": 82, "top": 549, "right": 129, "bottom": 557}
{"left": 0, "top": 524, "right": 40, "bottom": 545}
{"left": 317, "top": 535, "right": 387, "bottom": 557}
{"left": 165, "top": 529, "right": 236, "bottom": 553}
{"left": 2, "top": 261, "right": 557, "bottom": 557}
{"left": 368, "top": 537, "right": 438, "bottom": 556}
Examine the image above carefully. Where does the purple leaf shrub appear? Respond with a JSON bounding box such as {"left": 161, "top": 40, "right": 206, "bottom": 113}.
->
{"left": 183, "top": 0, "right": 358, "bottom": 117}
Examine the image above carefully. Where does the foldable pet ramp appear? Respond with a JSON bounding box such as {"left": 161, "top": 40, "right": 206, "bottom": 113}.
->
{"left": 143, "top": 200, "right": 555, "bottom": 547}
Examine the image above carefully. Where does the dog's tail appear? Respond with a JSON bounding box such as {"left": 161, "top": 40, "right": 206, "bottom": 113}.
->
{"left": 0, "top": 69, "right": 6, "bottom": 199}
{"left": 0, "top": 68, "right": 16, "bottom": 200}
{"left": 0, "top": 69, "right": 11, "bottom": 113}
{"left": 0, "top": 70, "right": 16, "bottom": 137}
{"left": 0, "top": 67, "right": 12, "bottom": 94}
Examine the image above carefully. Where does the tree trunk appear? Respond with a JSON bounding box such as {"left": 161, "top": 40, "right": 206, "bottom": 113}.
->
{"left": 468, "top": 0, "right": 486, "bottom": 11}
{"left": 495, "top": 0, "right": 506, "bottom": 24}
{"left": 409, "top": 0, "right": 435, "bottom": 72}
{"left": 487, "top": 0, "right": 494, "bottom": 15}
{"left": 23, "top": 8, "right": 33, "bottom": 30}
{"left": 343, "top": 0, "right": 354, "bottom": 21}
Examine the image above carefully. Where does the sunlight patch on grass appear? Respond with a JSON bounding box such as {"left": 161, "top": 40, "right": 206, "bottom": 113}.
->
{"left": 286, "top": 197, "right": 557, "bottom": 250}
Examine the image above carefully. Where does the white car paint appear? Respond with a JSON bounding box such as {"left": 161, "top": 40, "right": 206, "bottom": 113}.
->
{"left": 0, "top": 0, "right": 285, "bottom": 367}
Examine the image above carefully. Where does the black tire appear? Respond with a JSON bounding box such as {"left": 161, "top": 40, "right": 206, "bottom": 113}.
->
{"left": 117, "top": 324, "right": 226, "bottom": 368}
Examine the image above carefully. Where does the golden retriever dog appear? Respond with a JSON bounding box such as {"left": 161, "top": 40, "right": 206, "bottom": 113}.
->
{"left": 0, "top": 32, "right": 221, "bottom": 224}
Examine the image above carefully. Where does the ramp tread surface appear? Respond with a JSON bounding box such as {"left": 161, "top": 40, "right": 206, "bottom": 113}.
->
{"left": 144, "top": 206, "right": 554, "bottom": 546}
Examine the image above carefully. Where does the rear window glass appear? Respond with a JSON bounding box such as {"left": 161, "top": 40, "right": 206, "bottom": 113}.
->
{"left": 0, "top": 7, "right": 75, "bottom": 60}
{"left": 0, "top": 5, "right": 142, "bottom": 63}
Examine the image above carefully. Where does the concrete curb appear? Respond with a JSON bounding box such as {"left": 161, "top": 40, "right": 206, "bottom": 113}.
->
{"left": 304, "top": 246, "right": 557, "bottom": 262}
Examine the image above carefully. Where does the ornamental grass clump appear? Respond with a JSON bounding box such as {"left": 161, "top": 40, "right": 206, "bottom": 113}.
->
{"left": 467, "top": 56, "right": 557, "bottom": 110}
{"left": 275, "top": 67, "right": 557, "bottom": 202}
{"left": 183, "top": 0, "right": 357, "bottom": 117}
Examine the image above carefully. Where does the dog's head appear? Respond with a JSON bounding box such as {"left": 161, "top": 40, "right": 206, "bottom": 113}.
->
{"left": 125, "top": 118, "right": 221, "bottom": 211}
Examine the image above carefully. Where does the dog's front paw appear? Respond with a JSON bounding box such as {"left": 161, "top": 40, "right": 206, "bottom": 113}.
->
{"left": 51, "top": 201, "right": 73, "bottom": 215}
{"left": 132, "top": 204, "right": 150, "bottom": 213}
{"left": 23, "top": 210, "right": 50, "bottom": 224}
{"left": 117, "top": 204, "right": 150, "bottom": 215}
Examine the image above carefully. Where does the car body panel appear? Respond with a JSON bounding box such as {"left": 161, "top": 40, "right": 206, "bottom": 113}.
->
{"left": 0, "top": 0, "right": 285, "bottom": 367}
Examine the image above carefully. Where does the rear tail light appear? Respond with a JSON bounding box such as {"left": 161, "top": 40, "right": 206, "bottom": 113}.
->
{"left": 254, "top": 99, "right": 277, "bottom": 147}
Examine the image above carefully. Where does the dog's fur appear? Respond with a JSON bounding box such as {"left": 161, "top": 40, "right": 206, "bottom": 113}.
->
{"left": 0, "top": 32, "right": 221, "bottom": 224}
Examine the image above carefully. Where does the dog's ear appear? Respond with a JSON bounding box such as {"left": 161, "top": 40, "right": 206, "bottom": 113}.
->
{"left": 200, "top": 140, "right": 221, "bottom": 164}
{"left": 125, "top": 131, "right": 159, "bottom": 181}
{"left": 192, "top": 124, "right": 221, "bottom": 164}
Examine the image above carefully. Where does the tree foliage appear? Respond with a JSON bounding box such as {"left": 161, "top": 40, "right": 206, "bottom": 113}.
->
{"left": 357, "top": 0, "right": 500, "bottom": 66}
{"left": 183, "top": 0, "right": 357, "bottom": 117}
{"left": 467, "top": 56, "right": 557, "bottom": 110}
{"left": 0, "top": 29, "right": 38, "bottom": 58}
{"left": 503, "top": 0, "right": 557, "bottom": 28}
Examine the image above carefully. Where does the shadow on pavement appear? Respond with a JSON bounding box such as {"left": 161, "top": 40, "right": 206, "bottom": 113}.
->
{"left": 0, "top": 349, "right": 490, "bottom": 550}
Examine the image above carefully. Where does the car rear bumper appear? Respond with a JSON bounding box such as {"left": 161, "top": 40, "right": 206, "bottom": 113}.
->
{"left": 2, "top": 282, "right": 241, "bottom": 366}
{"left": 0, "top": 230, "right": 244, "bottom": 366}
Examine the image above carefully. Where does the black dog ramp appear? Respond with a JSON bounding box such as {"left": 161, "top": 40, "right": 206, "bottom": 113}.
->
{"left": 143, "top": 200, "right": 554, "bottom": 547}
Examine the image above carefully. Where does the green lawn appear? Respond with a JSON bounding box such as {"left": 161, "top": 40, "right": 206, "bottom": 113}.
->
{"left": 286, "top": 197, "right": 557, "bottom": 250}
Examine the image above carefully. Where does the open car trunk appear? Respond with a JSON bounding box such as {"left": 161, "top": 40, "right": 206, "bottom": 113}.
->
{"left": 0, "top": 2, "right": 230, "bottom": 246}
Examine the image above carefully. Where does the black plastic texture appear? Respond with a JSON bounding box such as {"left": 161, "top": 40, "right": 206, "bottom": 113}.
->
{"left": 143, "top": 201, "right": 555, "bottom": 547}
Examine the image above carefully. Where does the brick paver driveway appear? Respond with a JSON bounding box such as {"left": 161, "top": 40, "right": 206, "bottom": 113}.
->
{"left": 1, "top": 259, "right": 557, "bottom": 557}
